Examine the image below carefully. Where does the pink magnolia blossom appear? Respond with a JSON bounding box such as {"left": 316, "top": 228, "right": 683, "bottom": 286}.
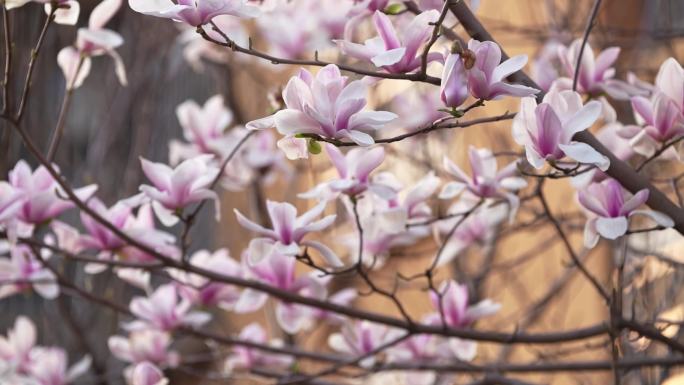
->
{"left": 167, "top": 249, "right": 243, "bottom": 310}
{"left": 617, "top": 93, "right": 684, "bottom": 158}
{"left": 127, "top": 284, "right": 211, "bottom": 331}
{"left": 128, "top": 0, "right": 258, "bottom": 26}
{"left": 169, "top": 95, "right": 234, "bottom": 163}
{"left": 139, "top": 154, "right": 220, "bottom": 226}
{"left": 436, "top": 205, "right": 506, "bottom": 267}
{"left": 512, "top": 89, "right": 609, "bottom": 170}
{"left": 391, "top": 88, "right": 449, "bottom": 131}
{"left": 654, "top": 58, "right": 684, "bottom": 112}
{"left": 131, "top": 362, "right": 167, "bottom": 385}
{"left": 440, "top": 146, "right": 527, "bottom": 220}
{"left": 108, "top": 329, "right": 180, "bottom": 370}
{"left": 0, "top": 316, "right": 36, "bottom": 374}
{"left": 351, "top": 0, "right": 388, "bottom": 13}
{"left": 342, "top": 0, "right": 388, "bottom": 41}
{"left": 311, "top": 288, "right": 358, "bottom": 324}
{"left": 336, "top": 10, "right": 442, "bottom": 74}
{"left": 343, "top": 172, "right": 441, "bottom": 265}
{"left": 58, "top": 0, "right": 127, "bottom": 89}
{"left": 225, "top": 323, "right": 293, "bottom": 372}
{"left": 79, "top": 198, "right": 136, "bottom": 254}
{"left": 26, "top": 348, "right": 91, "bottom": 385}
{"left": 255, "top": 0, "right": 347, "bottom": 60}
{"left": 234, "top": 200, "right": 340, "bottom": 266}
{"left": 466, "top": 39, "right": 538, "bottom": 100}
{"left": 429, "top": 280, "right": 500, "bottom": 328}
{"left": 8, "top": 160, "right": 97, "bottom": 225}
{"left": 80, "top": 203, "right": 178, "bottom": 282}
{"left": 386, "top": 333, "right": 441, "bottom": 385}
{"left": 235, "top": 251, "right": 328, "bottom": 334}
{"left": 531, "top": 39, "right": 563, "bottom": 92}
{"left": 440, "top": 52, "right": 469, "bottom": 109}
{"left": 554, "top": 39, "right": 627, "bottom": 97}
{"left": 299, "top": 144, "right": 392, "bottom": 200}
{"left": 615, "top": 58, "right": 684, "bottom": 158}
{"left": 248, "top": 65, "right": 397, "bottom": 149}
{"left": 6, "top": 0, "right": 80, "bottom": 25}
{"left": 328, "top": 321, "right": 393, "bottom": 367}
{"left": 0, "top": 246, "right": 58, "bottom": 300}
{"left": 578, "top": 179, "right": 673, "bottom": 248}
{"left": 178, "top": 14, "right": 249, "bottom": 71}
{"left": 219, "top": 128, "right": 291, "bottom": 191}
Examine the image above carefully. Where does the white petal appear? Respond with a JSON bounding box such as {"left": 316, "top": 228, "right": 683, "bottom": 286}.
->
{"left": 559, "top": 142, "right": 610, "bottom": 171}
{"left": 595, "top": 216, "right": 628, "bottom": 240}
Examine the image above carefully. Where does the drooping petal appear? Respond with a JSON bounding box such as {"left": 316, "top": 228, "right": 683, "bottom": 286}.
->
{"left": 558, "top": 142, "right": 610, "bottom": 171}
{"left": 595, "top": 216, "right": 628, "bottom": 240}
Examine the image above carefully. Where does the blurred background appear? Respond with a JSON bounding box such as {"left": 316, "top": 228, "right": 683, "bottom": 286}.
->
{"left": 2, "top": 0, "right": 684, "bottom": 384}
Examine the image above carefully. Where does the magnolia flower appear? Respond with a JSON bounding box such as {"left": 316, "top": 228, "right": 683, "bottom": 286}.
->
{"left": 234, "top": 200, "right": 340, "bottom": 266}
{"left": 127, "top": 284, "right": 211, "bottom": 331}
{"left": 437, "top": 205, "right": 507, "bottom": 266}
{"left": 466, "top": 39, "right": 538, "bottom": 100}
{"left": 429, "top": 280, "right": 501, "bottom": 328}
{"left": 0, "top": 246, "right": 58, "bottom": 300}
{"left": 617, "top": 93, "right": 684, "bottom": 157}
{"left": 385, "top": 333, "right": 441, "bottom": 385}
{"left": 0, "top": 316, "right": 36, "bottom": 373}
{"left": 512, "top": 89, "right": 609, "bottom": 170}
{"left": 218, "top": 128, "right": 291, "bottom": 191}
{"left": 79, "top": 198, "right": 136, "bottom": 254}
{"left": 8, "top": 160, "right": 97, "bottom": 225}
{"left": 440, "top": 52, "right": 469, "bottom": 109}
{"left": 128, "top": 0, "right": 258, "bottom": 26}
{"left": 178, "top": 14, "right": 249, "bottom": 71}
{"left": 169, "top": 95, "right": 234, "bottom": 163}
{"left": 255, "top": 0, "right": 339, "bottom": 60}
{"left": 6, "top": 0, "right": 80, "bottom": 25}
{"left": 27, "top": 348, "right": 91, "bottom": 385}
{"left": 531, "top": 39, "right": 563, "bottom": 92}
{"left": 167, "top": 249, "right": 243, "bottom": 310}
{"left": 80, "top": 202, "right": 178, "bottom": 279}
{"left": 58, "top": 0, "right": 127, "bottom": 89}
{"left": 440, "top": 146, "right": 527, "bottom": 220}
{"left": 328, "top": 321, "right": 392, "bottom": 367}
{"left": 654, "top": 58, "right": 684, "bottom": 112}
{"left": 131, "top": 362, "right": 167, "bottom": 385}
{"left": 299, "top": 144, "right": 392, "bottom": 200}
{"left": 391, "top": 88, "right": 449, "bottom": 131}
{"left": 311, "top": 288, "right": 358, "bottom": 324}
{"left": 139, "top": 155, "right": 220, "bottom": 226}
{"left": 336, "top": 10, "right": 442, "bottom": 74}
{"left": 615, "top": 58, "right": 684, "bottom": 158}
{"left": 235, "top": 252, "right": 328, "bottom": 334}
{"left": 225, "top": 323, "right": 292, "bottom": 372}
{"left": 108, "top": 329, "right": 180, "bottom": 369}
{"left": 248, "top": 65, "right": 397, "bottom": 149}
{"left": 555, "top": 39, "right": 621, "bottom": 97}
{"left": 578, "top": 179, "right": 674, "bottom": 248}
{"left": 342, "top": 172, "right": 441, "bottom": 265}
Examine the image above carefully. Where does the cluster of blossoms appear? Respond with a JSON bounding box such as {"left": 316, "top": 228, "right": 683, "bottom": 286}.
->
{"left": 0, "top": 316, "right": 91, "bottom": 385}
{"left": 328, "top": 280, "right": 499, "bottom": 385}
